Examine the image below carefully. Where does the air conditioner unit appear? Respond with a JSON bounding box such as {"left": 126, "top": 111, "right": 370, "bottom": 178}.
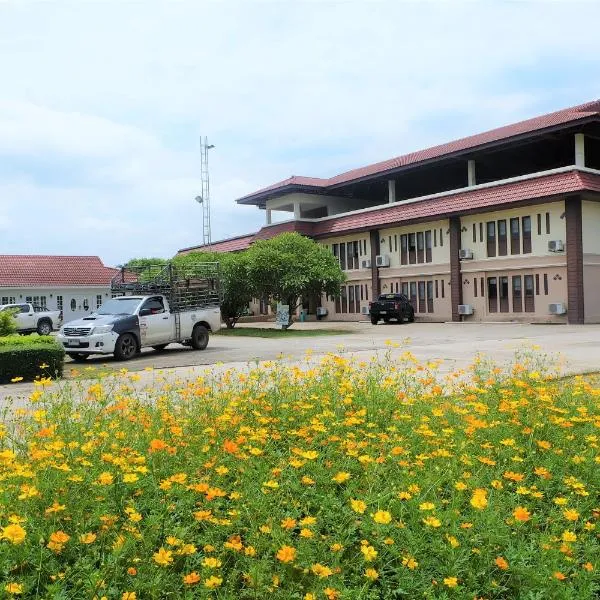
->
{"left": 457, "top": 304, "right": 474, "bottom": 315}
{"left": 459, "top": 248, "right": 474, "bottom": 260}
{"left": 361, "top": 259, "right": 372, "bottom": 269}
{"left": 548, "top": 240, "right": 564, "bottom": 252}
{"left": 316, "top": 307, "right": 328, "bottom": 317}
{"left": 360, "top": 305, "right": 370, "bottom": 315}
{"left": 548, "top": 302, "right": 567, "bottom": 315}
{"left": 375, "top": 255, "right": 390, "bottom": 267}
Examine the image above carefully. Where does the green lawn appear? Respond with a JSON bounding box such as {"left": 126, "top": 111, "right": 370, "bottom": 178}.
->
{"left": 216, "top": 327, "right": 350, "bottom": 338}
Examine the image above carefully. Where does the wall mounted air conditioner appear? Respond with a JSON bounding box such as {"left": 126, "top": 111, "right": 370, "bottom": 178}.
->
{"left": 360, "top": 305, "right": 370, "bottom": 315}
{"left": 316, "top": 307, "right": 328, "bottom": 317}
{"left": 458, "top": 304, "right": 474, "bottom": 315}
{"left": 548, "top": 240, "right": 564, "bottom": 252}
{"left": 361, "top": 259, "right": 372, "bottom": 269}
{"left": 459, "top": 248, "right": 474, "bottom": 260}
{"left": 548, "top": 302, "right": 567, "bottom": 315}
{"left": 375, "top": 255, "right": 390, "bottom": 267}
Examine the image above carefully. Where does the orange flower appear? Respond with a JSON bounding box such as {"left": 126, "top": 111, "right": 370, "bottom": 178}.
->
{"left": 513, "top": 507, "right": 531, "bottom": 522}
{"left": 495, "top": 556, "right": 509, "bottom": 570}
{"left": 183, "top": 572, "right": 201, "bottom": 585}
{"left": 149, "top": 439, "right": 168, "bottom": 452}
{"left": 311, "top": 563, "right": 333, "bottom": 578}
{"left": 553, "top": 571, "right": 566, "bottom": 580}
{"left": 280, "top": 518, "right": 297, "bottom": 530}
{"left": 276, "top": 545, "right": 296, "bottom": 563}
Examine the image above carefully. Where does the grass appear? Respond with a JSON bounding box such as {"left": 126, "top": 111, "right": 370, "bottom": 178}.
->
{"left": 0, "top": 351, "right": 598, "bottom": 598}
{"left": 216, "top": 327, "right": 350, "bottom": 338}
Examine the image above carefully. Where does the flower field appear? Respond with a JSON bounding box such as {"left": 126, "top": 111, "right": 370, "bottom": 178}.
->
{"left": 0, "top": 352, "right": 599, "bottom": 599}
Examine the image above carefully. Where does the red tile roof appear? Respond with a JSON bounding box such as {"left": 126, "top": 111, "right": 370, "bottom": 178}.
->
{"left": 0, "top": 255, "right": 118, "bottom": 287}
{"left": 238, "top": 99, "right": 600, "bottom": 204}
{"left": 312, "top": 169, "right": 600, "bottom": 236}
{"left": 178, "top": 233, "right": 256, "bottom": 254}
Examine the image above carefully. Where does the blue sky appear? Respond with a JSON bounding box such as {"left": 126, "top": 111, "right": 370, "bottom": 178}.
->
{"left": 1, "top": 0, "right": 600, "bottom": 265}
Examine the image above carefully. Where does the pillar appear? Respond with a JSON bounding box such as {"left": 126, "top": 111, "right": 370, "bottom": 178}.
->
{"left": 575, "top": 133, "right": 585, "bottom": 167}
{"left": 565, "top": 195, "right": 584, "bottom": 324}
{"left": 369, "top": 230, "right": 380, "bottom": 299}
{"left": 266, "top": 209, "right": 272, "bottom": 225}
{"left": 293, "top": 202, "right": 301, "bottom": 220}
{"left": 467, "top": 160, "right": 476, "bottom": 186}
{"left": 388, "top": 179, "right": 396, "bottom": 203}
{"left": 449, "top": 216, "right": 463, "bottom": 322}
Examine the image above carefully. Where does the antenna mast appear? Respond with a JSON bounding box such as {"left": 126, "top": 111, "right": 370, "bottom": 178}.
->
{"left": 198, "top": 136, "right": 214, "bottom": 247}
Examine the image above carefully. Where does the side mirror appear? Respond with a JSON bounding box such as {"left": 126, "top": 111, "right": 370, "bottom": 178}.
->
{"left": 139, "top": 308, "right": 152, "bottom": 316}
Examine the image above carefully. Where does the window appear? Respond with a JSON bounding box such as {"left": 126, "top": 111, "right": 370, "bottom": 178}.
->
{"left": 360, "top": 285, "right": 364, "bottom": 301}
{"left": 70, "top": 298, "right": 76, "bottom": 311}
{"left": 408, "top": 234, "right": 417, "bottom": 264}
{"left": 339, "top": 242, "right": 347, "bottom": 270}
{"left": 472, "top": 223, "right": 477, "bottom": 243}
{"left": 348, "top": 285, "right": 355, "bottom": 313}
{"left": 543, "top": 273, "right": 548, "bottom": 295}
{"left": 439, "top": 228, "right": 444, "bottom": 247}
{"left": 510, "top": 218, "right": 520, "bottom": 255}
{"left": 545, "top": 212, "right": 551, "bottom": 234}
{"left": 346, "top": 241, "right": 359, "bottom": 270}
{"left": 479, "top": 222, "right": 484, "bottom": 242}
{"left": 1, "top": 297, "right": 7, "bottom": 304}
{"left": 480, "top": 277, "right": 484, "bottom": 298}
{"left": 427, "top": 281, "right": 434, "bottom": 313}
{"left": 524, "top": 275, "right": 535, "bottom": 312}
{"left": 435, "top": 280, "right": 439, "bottom": 298}
{"left": 394, "top": 235, "right": 398, "bottom": 253}
{"left": 434, "top": 229, "right": 437, "bottom": 247}
{"left": 488, "top": 277, "right": 498, "bottom": 312}
{"left": 512, "top": 276, "right": 522, "bottom": 313}
{"left": 441, "top": 280, "right": 445, "bottom": 298}
{"left": 142, "top": 297, "right": 165, "bottom": 314}
{"left": 474, "top": 278, "right": 478, "bottom": 297}
{"left": 416, "top": 232, "right": 424, "bottom": 263}
{"left": 83, "top": 298, "right": 89, "bottom": 311}
{"left": 409, "top": 282, "right": 417, "bottom": 310}
{"left": 418, "top": 281, "right": 426, "bottom": 313}
{"left": 522, "top": 216, "right": 532, "bottom": 254}
{"left": 499, "top": 276, "right": 509, "bottom": 312}
{"left": 341, "top": 286, "right": 348, "bottom": 313}
{"left": 365, "top": 285, "right": 368, "bottom": 301}
{"left": 535, "top": 274, "right": 540, "bottom": 295}
{"left": 25, "top": 296, "right": 32, "bottom": 303}
{"left": 400, "top": 234, "right": 408, "bottom": 265}
{"left": 401, "top": 282, "right": 409, "bottom": 297}
{"left": 18, "top": 304, "right": 30, "bottom": 313}
{"left": 425, "top": 230, "right": 432, "bottom": 263}
{"left": 56, "top": 296, "right": 63, "bottom": 311}
{"left": 537, "top": 213, "right": 542, "bottom": 235}
{"left": 96, "top": 295, "right": 103, "bottom": 309}
{"left": 498, "top": 219, "right": 507, "bottom": 256}
{"left": 486, "top": 222, "right": 496, "bottom": 257}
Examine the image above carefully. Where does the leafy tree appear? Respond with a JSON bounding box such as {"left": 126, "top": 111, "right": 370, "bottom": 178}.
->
{"left": 173, "top": 251, "right": 253, "bottom": 329}
{"left": 0, "top": 307, "right": 18, "bottom": 337}
{"left": 122, "top": 257, "right": 168, "bottom": 269}
{"left": 245, "top": 232, "right": 345, "bottom": 326}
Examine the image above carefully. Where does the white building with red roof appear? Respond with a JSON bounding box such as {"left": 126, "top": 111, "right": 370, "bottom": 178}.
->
{"left": 0, "top": 255, "right": 119, "bottom": 321}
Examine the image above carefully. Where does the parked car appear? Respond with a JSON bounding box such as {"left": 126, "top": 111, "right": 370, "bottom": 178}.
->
{"left": 0, "top": 303, "right": 63, "bottom": 335}
{"left": 368, "top": 293, "right": 415, "bottom": 325}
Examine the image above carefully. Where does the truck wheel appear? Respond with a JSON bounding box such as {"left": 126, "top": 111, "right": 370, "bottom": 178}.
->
{"left": 370, "top": 316, "right": 379, "bottom": 325}
{"left": 114, "top": 333, "right": 138, "bottom": 360}
{"left": 67, "top": 353, "right": 89, "bottom": 362}
{"left": 190, "top": 324, "right": 209, "bottom": 350}
{"left": 37, "top": 319, "right": 52, "bottom": 335}
{"left": 152, "top": 344, "right": 169, "bottom": 352}
{"left": 407, "top": 309, "right": 415, "bottom": 323}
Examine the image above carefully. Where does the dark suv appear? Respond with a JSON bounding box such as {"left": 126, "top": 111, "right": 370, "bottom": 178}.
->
{"left": 368, "top": 293, "right": 415, "bottom": 324}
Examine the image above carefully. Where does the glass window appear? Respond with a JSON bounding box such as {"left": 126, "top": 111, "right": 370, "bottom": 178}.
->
{"left": 498, "top": 219, "right": 507, "bottom": 256}
{"left": 83, "top": 298, "right": 89, "bottom": 311}
{"left": 56, "top": 296, "right": 63, "bottom": 311}
{"left": 522, "top": 216, "right": 532, "bottom": 253}
{"left": 426, "top": 281, "right": 434, "bottom": 313}
{"left": 486, "top": 222, "right": 496, "bottom": 257}
{"left": 545, "top": 212, "right": 551, "bottom": 234}
{"left": 409, "top": 281, "right": 417, "bottom": 310}
{"left": 487, "top": 277, "right": 498, "bottom": 312}
{"left": 499, "top": 276, "right": 509, "bottom": 312}
{"left": 524, "top": 275, "right": 535, "bottom": 312}
{"left": 510, "top": 218, "right": 520, "bottom": 255}
{"left": 70, "top": 298, "right": 76, "bottom": 311}
{"left": 537, "top": 213, "right": 542, "bottom": 235}
{"left": 400, "top": 234, "right": 408, "bottom": 265}
{"left": 141, "top": 296, "right": 165, "bottom": 314}
{"left": 418, "top": 281, "right": 426, "bottom": 313}
{"left": 408, "top": 233, "right": 417, "bottom": 264}
{"left": 96, "top": 294, "right": 102, "bottom": 309}
{"left": 512, "top": 276, "right": 522, "bottom": 312}
{"left": 425, "top": 230, "right": 432, "bottom": 263}
{"left": 417, "top": 232, "right": 424, "bottom": 263}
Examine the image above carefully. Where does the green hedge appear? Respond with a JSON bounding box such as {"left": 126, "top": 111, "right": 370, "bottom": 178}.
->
{"left": 0, "top": 335, "right": 65, "bottom": 383}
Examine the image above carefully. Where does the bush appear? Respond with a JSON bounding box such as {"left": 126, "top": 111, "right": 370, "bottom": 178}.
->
{"left": 0, "top": 353, "right": 597, "bottom": 598}
{"left": 0, "top": 335, "right": 64, "bottom": 383}
{"left": 0, "top": 307, "right": 18, "bottom": 336}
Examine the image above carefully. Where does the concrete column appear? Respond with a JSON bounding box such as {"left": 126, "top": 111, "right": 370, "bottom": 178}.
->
{"left": 575, "top": 133, "right": 585, "bottom": 167}
{"left": 565, "top": 195, "right": 584, "bottom": 324}
{"left": 266, "top": 209, "right": 272, "bottom": 225}
{"left": 369, "top": 230, "right": 381, "bottom": 299}
{"left": 293, "top": 202, "right": 301, "bottom": 220}
{"left": 467, "top": 160, "right": 476, "bottom": 186}
{"left": 388, "top": 179, "right": 396, "bottom": 203}
{"left": 449, "top": 216, "right": 463, "bottom": 322}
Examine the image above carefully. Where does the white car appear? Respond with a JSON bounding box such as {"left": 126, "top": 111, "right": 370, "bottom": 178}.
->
{"left": 0, "top": 303, "right": 63, "bottom": 335}
{"left": 57, "top": 295, "right": 221, "bottom": 361}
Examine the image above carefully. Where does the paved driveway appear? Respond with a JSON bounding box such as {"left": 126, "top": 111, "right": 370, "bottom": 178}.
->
{"left": 2, "top": 322, "right": 599, "bottom": 405}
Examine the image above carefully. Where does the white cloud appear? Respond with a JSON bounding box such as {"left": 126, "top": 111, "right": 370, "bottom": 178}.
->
{"left": 0, "top": 1, "right": 600, "bottom": 264}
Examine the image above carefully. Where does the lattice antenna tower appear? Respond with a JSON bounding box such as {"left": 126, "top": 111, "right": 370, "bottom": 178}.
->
{"left": 196, "top": 136, "right": 215, "bottom": 247}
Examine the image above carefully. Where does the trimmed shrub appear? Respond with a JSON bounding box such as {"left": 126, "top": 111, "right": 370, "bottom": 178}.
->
{"left": 0, "top": 335, "right": 65, "bottom": 383}
{"left": 0, "top": 307, "right": 18, "bottom": 336}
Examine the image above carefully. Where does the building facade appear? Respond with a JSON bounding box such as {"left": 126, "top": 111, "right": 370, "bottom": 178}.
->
{"left": 179, "top": 100, "right": 600, "bottom": 324}
{"left": 0, "top": 255, "right": 119, "bottom": 322}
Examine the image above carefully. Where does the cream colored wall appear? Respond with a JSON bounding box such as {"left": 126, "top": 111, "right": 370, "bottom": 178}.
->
{"left": 460, "top": 201, "right": 566, "bottom": 261}
{"left": 378, "top": 219, "right": 450, "bottom": 268}
{"left": 582, "top": 201, "right": 600, "bottom": 254}
{"left": 266, "top": 193, "right": 378, "bottom": 216}
{"left": 584, "top": 262, "right": 600, "bottom": 323}
{"left": 319, "top": 278, "right": 372, "bottom": 321}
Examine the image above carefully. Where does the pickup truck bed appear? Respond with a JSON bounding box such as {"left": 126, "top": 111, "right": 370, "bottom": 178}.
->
{"left": 368, "top": 294, "right": 415, "bottom": 325}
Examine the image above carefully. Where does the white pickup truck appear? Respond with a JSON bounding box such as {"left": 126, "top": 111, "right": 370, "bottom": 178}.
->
{"left": 57, "top": 294, "right": 221, "bottom": 361}
{"left": 0, "top": 303, "right": 63, "bottom": 335}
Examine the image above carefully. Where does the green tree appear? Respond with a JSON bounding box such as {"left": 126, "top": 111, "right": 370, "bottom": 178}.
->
{"left": 0, "top": 307, "right": 18, "bottom": 337}
{"left": 245, "top": 232, "right": 345, "bottom": 326}
{"left": 173, "top": 251, "right": 253, "bottom": 329}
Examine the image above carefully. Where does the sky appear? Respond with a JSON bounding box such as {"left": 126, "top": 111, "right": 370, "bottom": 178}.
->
{"left": 1, "top": 0, "right": 600, "bottom": 266}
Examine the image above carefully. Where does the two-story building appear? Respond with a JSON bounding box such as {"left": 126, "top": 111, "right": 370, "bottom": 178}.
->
{"left": 178, "top": 99, "right": 600, "bottom": 324}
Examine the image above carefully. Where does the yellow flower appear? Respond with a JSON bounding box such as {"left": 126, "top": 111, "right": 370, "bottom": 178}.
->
{"left": 446, "top": 535, "right": 460, "bottom": 548}
{"left": 562, "top": 530, "right": 577, "bottom": 543}
{"left": 123, "top": 473, "right": 139, "bottom": 484}
{"left": 204, "top": 576, "right": 222, "bottom": 589}
{"left": 202, "top": 557, "right": 222, "bottom": 568}
{"left": 454, "top": 481, "right": 468, "bottom": 491}
{"left": 419, "top": 502, "right": 435, "bottom": 511}
{"left": 301, "top": 476, "right": 315, "bottom": 486}
{"left": 350, "top": 499, "right": 367, "bottom": 514}
{"left": 402, "top": 555, "right": 418, "bottom": 569}
{"left": 422, "top": 516, "right": 441, "bottom": 528}
{"left": 1, "top": 524, "right": 26, "bottom": 545}
{"left": 10, "top": 377, "right": 23, "bottom": 383}
{"left": 276, "top": 545, "right": 296, "bottom": 563}
{"left": 183, "top": 572, "right": 201, "bottom": 585}
{"left": 365, "top": 568, "right": 379, "bottom": 580}
{"left": 153, "top": 547, "right": 173, "bottom": 567}
{"left": 122, "top": 593, "right": 136, "bottom": 600}
{"left": 470, "top": 488, "right": 488, "bottom": 510}
{"left": 372, "top": 510, "right": 392, "bottom": 524}
{"left": 311, "top": 563, "right": 333, "bottom": 578}
{"left": 324, "top": 587, "right": 339, "bottom": 599}
{"left": 5, "top": 583, "right": 23, "bottom": 595}
{"left": 361, "top": 545, "right": 378, "bottom": 562}
{"left": 80, "top": 533, "right": 97, "bottom": 544}
{"left": 563, "top": 509, "right": 579, "bottom": 521}
{"left": 300, "top": 528, "right": 314, "bottom": 538}
{"left": 332, "top": 471, "right": 351, "bottom": 483}
{"left": 443, "top": 577, "right": 458, "bottom": 588}
{"left": 97, "top": 472, "right": 114, "bottom": 485}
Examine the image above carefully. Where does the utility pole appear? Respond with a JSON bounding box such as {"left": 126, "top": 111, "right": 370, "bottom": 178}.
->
{"left": 195, "top": 137, "right": 215, "bottom": 247}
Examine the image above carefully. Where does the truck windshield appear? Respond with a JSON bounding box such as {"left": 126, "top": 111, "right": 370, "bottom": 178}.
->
{"left": 96, "top": 298, "right": 141, "bottom": 315}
